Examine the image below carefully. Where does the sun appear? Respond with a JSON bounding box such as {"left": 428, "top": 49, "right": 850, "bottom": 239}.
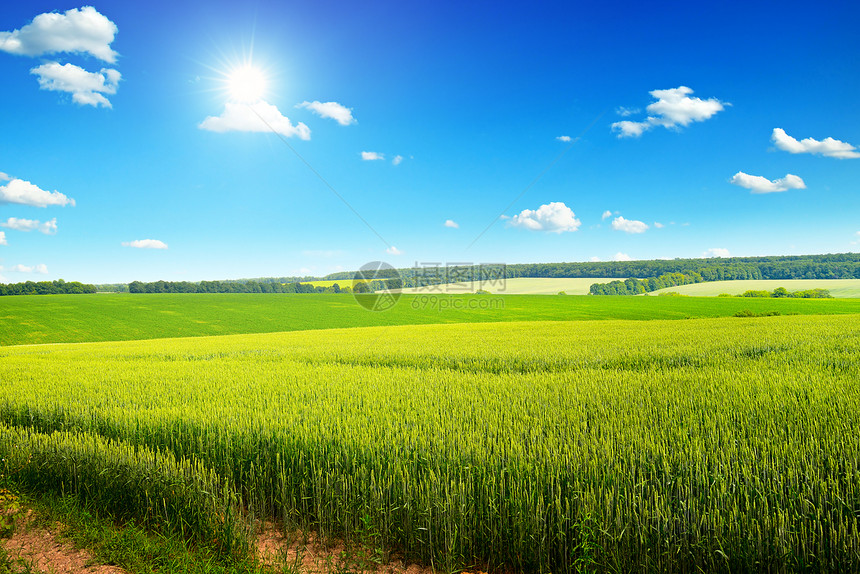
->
{"left": 227, "top": 64, "right": 267, "bottom": 103}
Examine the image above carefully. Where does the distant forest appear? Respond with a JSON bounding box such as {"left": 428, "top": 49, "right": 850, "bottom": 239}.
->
{"left": 0, "top": 279, "right": 96, "bottom": 296}
{"left": 5, "top": 253, "right": 859, "bottom": 296}
{"left": 323, "top": 252, "right": 860, "bottom": 288}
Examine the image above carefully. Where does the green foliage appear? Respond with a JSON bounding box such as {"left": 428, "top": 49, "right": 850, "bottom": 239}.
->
{"left": 733, "top": 309, "right": 782, "bottom": 317}
{"left": 2, "top": 316, "right": 860, "bottom": 571}
{"left": 0, "top": 279, "right": 96, "bottom": 296}
{"left": 590, "top": 271, "right": 703, "bottom": 295}
{"left": 742, "top": 290, "right": 772, "bottom": 297}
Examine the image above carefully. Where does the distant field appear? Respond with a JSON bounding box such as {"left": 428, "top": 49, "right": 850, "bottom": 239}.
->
{"left": 395, "top": 277, "right": 621, "bottom": 295}
{"left": 649, "top": 279, "right": 860, "bottom": 297}
{"left": 4, "top": 293, "right": 860, "bottom": 346}
{"left": 305, "top": 279, "right": 347, "bottom": 288}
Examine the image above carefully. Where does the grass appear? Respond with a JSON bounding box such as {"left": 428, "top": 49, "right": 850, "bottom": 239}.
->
{"left": 3, "top": 292, "right": 860, "bottom": 346}
{"left": 648, "top": 278, "right": 860, "bottom": 297}
{"left": 2, "top": 315, "right": 860, "bottom": 571}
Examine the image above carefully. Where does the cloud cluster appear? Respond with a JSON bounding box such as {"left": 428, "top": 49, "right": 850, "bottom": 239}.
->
{"left": 444, "top": 219, "right": 459, "bottom": 229}
{"left": 0, "top": 178, "right": 75, "bottom": 207}
{"left": 361, "top": 151, "right": 384, "bottom": 161}
{"left": 613, "top": 252, "right": 632, "bottom": 262}
{"left": 7, "top": 263, "right": 49, "bottom": 274}
{"left": 611, "top": 216, "right": 648, "bottom": 234}
{"left": 199, "top": 101, "right": 311, "bottom": 139}
{"left": 123, "top": 239, "right": 167, "bottom": 249}
{"left": 556, "top": 135, "right": 572, "bottom": 142}
{"left": 31, "top": 62, "right": 120, "bottom": 108}
{"left": 730, "top": 171, "right": 806, "bottom": 194}
{"left": 0, "top": 232, "right": 6, "bottom": 246}
{"left": 509, "top": 202, "right": 581, "bottom": 233}
{"left": 1, "top": 7, "right": 121, "bottom": 107}
{"left": 772, "top": 128, "right": 859, "bottom": 159}
{"left": 1, "top": 217, "right": 57, "bottom": 234}
{"left": 703, "top": 248, "right": 730, "bottom": 258}
{"left": 612, "top": 86, "right": 727, "bottom": 138}
{"left": 297, "top": 101, "right": 356, "bottom": 126}
{"left": 385, "top": 246, "right": 402, "bottom": 255}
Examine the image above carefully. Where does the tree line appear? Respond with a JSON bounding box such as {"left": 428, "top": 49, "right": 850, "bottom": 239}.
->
{"left": 0, "top": 279, "right": 97, "bottom": 296}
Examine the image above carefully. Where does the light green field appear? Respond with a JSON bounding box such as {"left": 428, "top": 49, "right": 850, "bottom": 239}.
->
{"left": 395, "top": 277, "right": 622, "bottom": 294}
{"left": 649, "top": 278, "right": 860, "bottom": 297}
{"left": 2, "top": 315, "right": 860, "bottom": 572}
{"left": 305, "top": 279, "right": 348, "bottom": 288}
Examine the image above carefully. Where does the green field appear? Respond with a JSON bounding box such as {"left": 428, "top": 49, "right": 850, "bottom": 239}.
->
{"left": 395, "top": 277, "right": 623, "bottom": 295}
{"left": 4, "top": 293, "right": 860, "bottom": 346}
{"left": 649, "top": 278, "right": 860, "bottom": 297}
{"left": 2, "top": 315, "right": 860, "bottom": 572}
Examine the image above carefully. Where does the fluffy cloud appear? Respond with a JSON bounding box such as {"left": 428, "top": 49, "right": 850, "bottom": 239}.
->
{"left": 444, "top": 219, "right": 459, "bottom": 228}
{"left": 0, "top": 172, "right": 9, "bottom": 181}
{"left": 296, "top": 101, "right": 356, "bottom": 126}
{"left": 0, "top": 178, "right": 75, "bottom": 207}
{"left": 611, "top": 216, "right": 648, "bottom": 234}
{"left": 386, "top": 246, "right": 402, "bottom": 255}
{"left": 9, "top": 263, "right": 49, "bottom": 274}
{"left": 199, "top": 101, "right": 311, "bottom": 139}
{"left": 123, "top": 239, "right": 167, "bottom": 249}
{"left": 1, "top": 217, "right": 57, "bottom": 234}
{"left": 615, "top": 106, "right": 639, "bottom": 117}
{"left": 30, "top": 62, "right": 120, "bottom": 107}
{"left": 613, "top": 252, "right": 632, "bottom": 262}
{"left": 653, "top": 222, "right": 665, "bottom": 228}
{"left": 730, "top": 171, "right": 806, "bottom": 194}
{"left": 392, "top": 155, "right": 404, "bottom": 166}
{"left": 589, "top": 256, "right": 601, "bottom": 262}
{"left": 297, "top": 101, "right": 355, "bottom": 125}
{"left": 601, "top": 210, "right": 613, "bottom": 220}
{"left": 0, "top": 6, "right": 118, "bottom": 63}
{"left": 771, "top": 128, "right": 860, "bottom": 159}
{"left": 509, "top": 202, "right": 581, "bottom": 233}
{"left": 703, "top": 248, "right": 731, "bottom": 258}
{"left": 556, "top": 135, "right": 572, "bottom": 142}
{"left": 0, "top": 232, "right": 6, "bottom": 246}
{"left": 361, "top": 151, "right": 384, "bottom": 161}
{"left": 612, "top": 86, "right": 727, "bottom": 138}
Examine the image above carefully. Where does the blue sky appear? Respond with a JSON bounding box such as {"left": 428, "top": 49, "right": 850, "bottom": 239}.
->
{"left": 1, "top": 1, "right": 858, "bottom": 283}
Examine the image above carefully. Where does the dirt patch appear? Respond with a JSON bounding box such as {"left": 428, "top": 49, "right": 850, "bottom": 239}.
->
{"left": 255, "top": 523, "right": 490, "bottom": 574}
{"left": 2, "top": 503, "right": 128, "bottom": 574}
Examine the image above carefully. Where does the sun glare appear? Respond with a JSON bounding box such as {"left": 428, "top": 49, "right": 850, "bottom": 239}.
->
{"left": 227, "top": 65, "right": 267, "bottom": 103}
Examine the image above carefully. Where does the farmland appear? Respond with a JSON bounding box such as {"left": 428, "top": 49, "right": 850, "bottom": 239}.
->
{"left": 2, "top": 308, "right": 860, "bottom": 572}
{"left": 395, "top": 277, "right": 622, "bottom": 295}
{"left": 4, "top": 292, "right": 860, "bottom": 346}
{"left": 649, "top": 278, "right": 860, "bottom": 297}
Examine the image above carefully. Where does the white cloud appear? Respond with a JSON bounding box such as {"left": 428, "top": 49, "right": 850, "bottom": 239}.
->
{"left": 297, "top": 100, "right": 356, "bottom": 126}
{"left": 0, "top": 6, "right": 118, "bottom": 63}
{"left": 361, "top": 151, "right": 384, "bottom": 161}
{"left": 601, "top": 210, "right": 613, "bottom": 220}
{"left": 0, "top": 232, "right": 6, "bottom": 246}
{"left": 703, "top": 248, "right": 730, "bottom": 258}
{"left": 30, "top": 62, "right": 120, "bottom": 107}
{"left": 556, "top": 135, "right": 572, "bottom": 142}
{"left": 123, "top": 239, "right": 167, "bottom": 249}
{"left": 199, "top": 101, "right": 311, "bottom": 139}
{"left": 0, "top": 172, "right": 9, "bottom": 181}
{"left": 654, "top": 222, "right": 665, "bottom": 228}
{"left": 730, "top": 171, "right": 806, "bottom": 194}
{"left": 611, "top": 216, "right": 648, "bottom": 234}
{"left": 612, "top": 86, "right": 727, "bottom": 138}
{"left": 613, "top": 252, "right": 632, "bottom": 262}
{"left": 615, "top": 106, "right": 639, "bottom": 117}
{"left": 392, "top": 155, "right": 404, "bottom": 166}
{"left": 444, "top": 219, "right": 459, "bottom": 228}
{"left": 589, "top": 256, "right": 600, "bottom": 262}
{"left": 1, "top": 217, "right": 57, "bottom": 234}
{"left": 10, "top": 263, "right": 49, "bottom": 274}
{"left": 771, "top": 128, "right": 860, "bottom": 159}
{"left": 386, "top": 246, "right": 402, "bottom": 255}
{"left": 509, "top": 202, "right": 581, "bottom": 233}
{"left": 0, "top": 178, "right": 75, "bottom": 207}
